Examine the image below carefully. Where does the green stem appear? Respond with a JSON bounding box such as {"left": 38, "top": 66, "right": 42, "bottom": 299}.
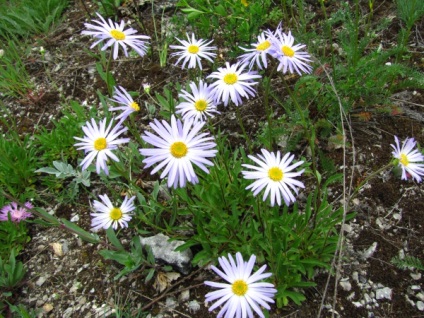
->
{"left": 105, "top": 52, "right": 114, "bottom": 96}
{"left": 235, "top": 106, "right": 253, "bottom": 153}
{"left": 349, "top": 162, "right": 394, "bottom": 203}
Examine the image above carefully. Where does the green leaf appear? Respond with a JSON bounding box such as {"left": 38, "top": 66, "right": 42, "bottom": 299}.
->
{"left": 60, "top": 219, "right": 100, "bottom": 244}
{"left": 145, "top": 268, "right": 155, "bottom": 283}
{"left": 215, "top": 4, "right": 226, "bottom": 16}
{"left": 99, "top": 249, "right": 130, "bottom": 265}
{"left": 33, "top": 207, "right": 60, "bottom": 225}
{"left": 106, "top": 227, "right": 124, "bottom": 250}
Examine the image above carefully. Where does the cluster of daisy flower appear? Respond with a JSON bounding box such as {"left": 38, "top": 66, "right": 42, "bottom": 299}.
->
{"left": 0, "top": 201, "right": 33, "bottom": 223}
{"left": 74, "top": 13, "right": 424, "bottom": 318}
{"left": 164, "top": 25, "right": 312, "bottom": 114}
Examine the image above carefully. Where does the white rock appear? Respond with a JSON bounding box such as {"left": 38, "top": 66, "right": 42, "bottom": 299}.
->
{"left": 411, "top": 285, "right": 421, "bottom": 290}
{"left": 342, "top": 224, "right": 353, "bottom": 233}
{"left": 340, "top": 280, "right": 352, "bottom": 291}
{"left": 352, "top": 301, "right": 363, "bottom": 308}
{"left": 36, "top": 276, "right": 47, "bottom": 286}
{"left": 179, "top": 290, "right": 190, "bottom": 302}
{"left": 411, "top": 272, "right": 422, "bottom": 280}
{"left": 376, "top": 287, "right": 392, "bottom": 300}
{"left": 165, "top": 297, "right": 177, "bottom": 309}
{"left": 393, "top": 213, "right": 402, "bottom": 220}
{"left": 140, "top": 234, "right": 193, "bottom": 275}
{"left": 376, "top": 217, "right": 390, "bottom": 230}
{"left": 405, "top": 295, "right": 415, "bottom": 306}
{"left": 187, "top": 300, "right": 201, "bottom": 313}
{"left": 417, "top": 293, "right": 424, "bottom": 301}
{"left": 352, "top": 271, "right": 359, "bottom": 283}
{"left": 361, "top": 242, "right": 378, "bottom": 259}
{"left": 417, "top": 301, "right": 424, "bottom": 311}
{"left": 70, "top": 214, "right": 79, "bottom": 222}
{"left": 364, "top": 293, "right": 372, "bottom": 304}
{"left": 347, "top": 292, "right": 355, "bottom": 300}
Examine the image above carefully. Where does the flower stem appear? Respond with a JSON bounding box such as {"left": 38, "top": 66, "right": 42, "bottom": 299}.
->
{"left": 235, "top": 106, "right": 253, "bottom": 153}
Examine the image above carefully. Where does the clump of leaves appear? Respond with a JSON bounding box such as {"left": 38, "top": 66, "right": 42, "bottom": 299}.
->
{"left": 391, "top": 255, "right": 424, "bottom": 271}
{"left": 0, "top": 249, "right": 26, "bottom": 290}
{"left": 0, "top": 133, "right": 38, "bottom": 196}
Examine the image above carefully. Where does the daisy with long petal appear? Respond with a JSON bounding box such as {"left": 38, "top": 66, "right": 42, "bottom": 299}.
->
{"left": 91, "top": 194, "right": 135, "bottom": 231}
{"left": 391, "top": 136, "right": 424, "bottom": 182}
{"left": 176, "top": 80, "right": 219, "bottom": 122}
{"left": 109, "top": 86, "right": 140, "bottom": 120}
{"left": 169, "top": 33, "right": 217, "bottom": 70}
{"left": 270, "top": 29, "right": 312, "bottom": 75}
{"left": 74, "top": 118, "right": 130, "bottom": 175}
{"left": 207, "top": 62, "right": 261, "bottom": 106}
{"left": 0, "top": 202, "right": 33, "bottom": 222}
{"left": 242, "top": 149, "right": 305, "bottom": 206}
{"left": 238, "top": 30, "right": 274, "bottom": 70}
{"left": 205, "top": 252, "right": 277, "bottom": 318}
{"left": 139, "top": 115, "right": 217, "bottom": 188}
{"left": 81, "top": 12, "right": 150, "bottom": 59}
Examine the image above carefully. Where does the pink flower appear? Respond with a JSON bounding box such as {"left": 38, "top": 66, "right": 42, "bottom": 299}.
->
{"left": 0, "top": 202, "right": 33, "bottom": 222}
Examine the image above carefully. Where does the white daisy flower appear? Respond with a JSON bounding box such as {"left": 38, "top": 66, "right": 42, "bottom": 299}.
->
{"left": 207, "top": 62, "right": 261, "bottom": 107}
{"left": 391, "top": 135, "right": 424, "bottom": 182}
{"left": 242, "top": 149, "right": 305, "bottom": 206}
{"left": 169, "top": 33, "right": 217, "bottom": 70}
{"left": 74, "top": 118, "right": 130, "bottom": 175}
{"left": 91, "top": 194, "right": 135, "bottom": 231}
{"left": 238, "top": 31, "right": 274, "bottom": 70}
{"left": 205, "top": 252, "right": 277, "bottom": 318}
{"left": 109, "top": 86, "right": 140, "bottom": 120}
{"left": 176, "top": 80, "right": 219, "bottom": 122}
{"left": 81, "top": 12, "right": 150, "bottom": 60}
{"left": 139, "top": 115, "right": 217, "bottom": 188}
{"left": 270, "top": 29, "right": 312, "bottom": 75}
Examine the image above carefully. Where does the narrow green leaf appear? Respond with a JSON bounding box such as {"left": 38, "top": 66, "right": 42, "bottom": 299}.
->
{"left": 106, "top": 227, "right": 124, "bottom": 250}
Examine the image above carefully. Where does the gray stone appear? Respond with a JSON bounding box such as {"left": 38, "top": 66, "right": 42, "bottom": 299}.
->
{"left": 340, "top": 280, "right": 352, "bottom": 291}
{"left": 417, "top": 301, "right": 424, "bottom": 311}
{"left": 376, "top": 287, "right": 392, "bottom": 300}
{"left": 36, "top": 276, "right": 47, "bottom": 286}
{"left": 187, "top": 300, "right": 201, "bottom": 313}
{"left": 140, "top": 234, "right": 193, "bottom": 275}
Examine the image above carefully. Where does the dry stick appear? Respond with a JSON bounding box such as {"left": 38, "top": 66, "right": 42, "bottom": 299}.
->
{"left": 316, "top": 62, "right": 356, "bottom": 318}
{"left": 140, "top": 264, "right": 210, "bottom": 311}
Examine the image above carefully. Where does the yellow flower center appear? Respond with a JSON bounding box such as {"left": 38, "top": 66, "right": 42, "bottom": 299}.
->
{"left": 170, "top": 141, "right": 188, "bottom": 158}
{"left": 281, "top": 45, "right": 295, "bottom": 57}
{"left": 130, "top": 101, "right": 140, "bottom": 111}
{"left": 194, "top": 99, "right": 208, "bottom": 111}
{"left": 232, "top": 279, "right": 248, "bottom": 296}
{"left": 110, "top": 207, "right": 123, "bottom": 221}
{"left": 241, "top": 0, "right": 249, "bottom": 6}
{"left": 268, "top": 166, "right": 284, "bottom": 181}
{"left": 94, "top": 137, "right": 107, "bottom": 151}
{"left": 256, "top": 40, "right": 271, "bottom": 51}
{"left": 110, "top": 29, "right": 126, "bottom": 41}
{"left": 188, "top": 45, "right": 199, "bottom": 54}
{"left": 223, "top": 73, "right": 238, "bottom": 85}
{"left": 400, "top": 153, "right": 409, "bottom": 166}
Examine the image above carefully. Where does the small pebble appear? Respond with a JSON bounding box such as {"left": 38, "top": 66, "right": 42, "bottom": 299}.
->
{"left": 411, "top": 272, "right": 422, "bottom": 280}
{"left": 36, "top": 276, "right": 47, "bottom": 286}
{"left": 376, "top": 287, "right": 392, "bottom": 300}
